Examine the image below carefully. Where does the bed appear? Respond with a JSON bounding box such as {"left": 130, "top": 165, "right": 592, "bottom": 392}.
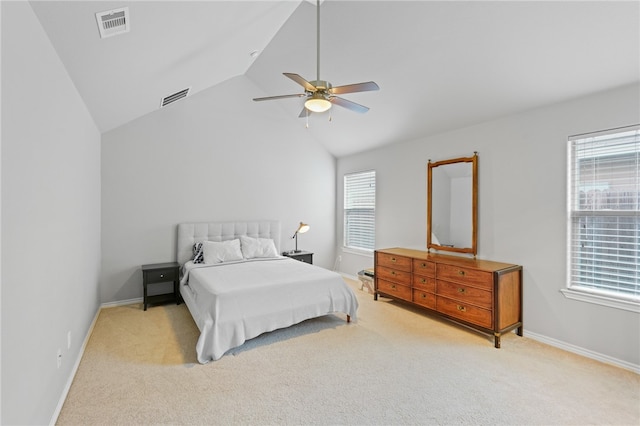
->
{"left": 177, "top": 220, "right": 359, "bottom": 363}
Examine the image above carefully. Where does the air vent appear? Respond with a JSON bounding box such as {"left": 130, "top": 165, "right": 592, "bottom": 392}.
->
{"left": 160, "top": 87, "right": 191, "bottom": 108}
{"left": 95, "top": 7, "right": 130, "bottom": 39}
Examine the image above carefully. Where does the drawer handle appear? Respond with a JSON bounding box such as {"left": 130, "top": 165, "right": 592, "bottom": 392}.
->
{"left": 391, "top": 271, "right": 397, "bottom": 276}
{"left": 457, "top": 270, "right": 466, "bottom": 276}
{"left": 457, "top": 287, "right": 466, "bottom": 294}
{"left": 390, "top": 257, "right": 397, "bottom": 263}
{"left": 457, "top": 305, "right": 467, "bottom": 312}
{"left": 420, "top": 293, "right": 428, "bottom": 299}
{"left": 390, "top": 284, "right": 396, "bottom": 290}
{"left": 421, "top": 262, "right": 427, "bottom": 268}
{"left": 160, "top": 274, "right": 164, "bottom": 278}
{"left": 421, "top": 278, "right": 426, "bottom": 284}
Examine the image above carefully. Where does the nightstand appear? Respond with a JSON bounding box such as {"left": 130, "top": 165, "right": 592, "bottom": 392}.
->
{"left": 141, "top": 262, "right": 180, "bottom": 311}
{"left": 282, "top": 250, "right": 313, "bottom": 265}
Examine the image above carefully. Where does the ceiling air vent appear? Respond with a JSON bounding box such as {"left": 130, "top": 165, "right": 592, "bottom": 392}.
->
{"left": 95, "top": 7, "right": 130, "bottom": 39}
{"left": 160, "top": 87, "right": 191, "bottom": 108}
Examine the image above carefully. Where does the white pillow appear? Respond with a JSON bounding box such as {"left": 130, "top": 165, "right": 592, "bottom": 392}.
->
{"left": 202, "top": 239, "right": 243, "bottom": 264}
{"left": 240, "top": 235, "right": 278, "bottom": 259}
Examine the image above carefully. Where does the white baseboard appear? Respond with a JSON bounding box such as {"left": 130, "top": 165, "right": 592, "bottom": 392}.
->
{"left": 100, "top": 296, "right": 142, "bottom": 309}
{"left": 339, "top": 272, "right": 359, "bottom": 281}
{"left": 49, "top": 297, "right": 143, "bottom": 425}
{"left": 49, "top": 306, "right": 101, "bottom": 426}
{"left": 523, "top": 330, "right": 639, "bottom": 374}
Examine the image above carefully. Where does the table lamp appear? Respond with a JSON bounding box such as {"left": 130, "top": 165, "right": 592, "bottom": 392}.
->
{"left": 291, "top": 222, "right": 310, "bottom": 253}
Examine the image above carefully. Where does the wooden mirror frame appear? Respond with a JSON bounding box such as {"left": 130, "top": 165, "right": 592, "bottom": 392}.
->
{"left": 427, "top": 153, "right": 478, "bottom": 256}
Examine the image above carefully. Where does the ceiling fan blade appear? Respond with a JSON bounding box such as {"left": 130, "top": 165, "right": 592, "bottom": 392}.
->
{"left": 330, "top": 96, "right": 370, "bottom": 114}
{"left": 298, "top": 107, "right": 312, "bottom": 118}
{"left": 284, "top": 73, "right": 317, "bottom": 92}
{"left": 253, "top": 93, "right": 306, "bottom": 102}
{"left": 329, "top": 81, "right": 379, "bottom": 95}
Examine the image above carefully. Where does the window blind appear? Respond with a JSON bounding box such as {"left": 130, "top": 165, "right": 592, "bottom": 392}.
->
{"left": 568, "top": 125, "right": 640, "bottom": 299}
{"left": 344, "top": 170, "right": 376, "bottom": 251}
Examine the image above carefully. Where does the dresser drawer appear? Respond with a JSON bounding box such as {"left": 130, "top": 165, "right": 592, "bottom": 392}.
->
{"left": 412, "top": 259, "right": 435, "bottom": 277}
{"left": 436, "top": 296, "right": 492, "bottom": 329}
{"left": 412, "top": 275, "right": 435, "bottom": 292}
{"left": 377, "top": 279, "right": 412, "bottom": 301}
{"left": 376, "top": 266, "right": 411, "bottom": 285}
{"left": 437, "top": 264, "right": 493, "bottom": 290}
{"left": 413, "top": 289, "right": 436, "bottom": 310}
{"left": 145, "top": 268, "right": 177, "bottom": 283}
{"left": 437, "top": 280, "right": 492, "bottom": 309}
{"left": 376, "top": 253, "right": 412, "bottom": 271}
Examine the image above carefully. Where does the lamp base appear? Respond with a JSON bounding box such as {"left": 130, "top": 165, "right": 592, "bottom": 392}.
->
{"left": 283, "top": 250, "right": 304, "bottom": 255}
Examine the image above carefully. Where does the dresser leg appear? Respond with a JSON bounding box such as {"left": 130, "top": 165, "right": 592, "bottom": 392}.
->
{"left": 517, "top": 325, "right": 523, "bottom": 336}
{"left": 494, "top": 333, "right": 501, "bottom": 349}
{"left": 374, "top": 292, "right": 378, "bottom": 301}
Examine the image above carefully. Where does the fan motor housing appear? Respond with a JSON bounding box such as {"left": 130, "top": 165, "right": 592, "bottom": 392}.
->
{"left": 310, "top": 80, "right": 332, "bottom": 91}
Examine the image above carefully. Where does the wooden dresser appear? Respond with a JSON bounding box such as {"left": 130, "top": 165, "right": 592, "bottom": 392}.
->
{"left": 374, "top": 247, "right": 522, "bottom": 348}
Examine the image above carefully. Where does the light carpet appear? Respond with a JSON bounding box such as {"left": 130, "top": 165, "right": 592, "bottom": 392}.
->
{"left": 57, "top": 279, "right": 639, "bottom": 425}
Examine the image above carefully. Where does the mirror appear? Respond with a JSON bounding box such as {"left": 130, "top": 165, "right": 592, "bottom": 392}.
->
{"left": 427, "top": 153, "right": 478, "bottom": 255}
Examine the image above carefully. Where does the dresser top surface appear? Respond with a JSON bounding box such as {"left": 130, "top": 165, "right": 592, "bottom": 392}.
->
{"left": 375, "top": 247, "right": 521, "bottom": 272}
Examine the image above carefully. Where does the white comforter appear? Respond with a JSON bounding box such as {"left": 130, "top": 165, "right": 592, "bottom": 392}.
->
{"left": 180, "top": 257, "right": 358, "bottom": 363}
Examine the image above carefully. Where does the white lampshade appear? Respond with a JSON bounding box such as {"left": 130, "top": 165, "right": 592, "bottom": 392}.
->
{"left": 296, "top": 222, "right": 310, "bottom": 234}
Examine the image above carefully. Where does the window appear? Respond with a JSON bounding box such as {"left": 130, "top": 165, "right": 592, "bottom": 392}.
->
{"left": 344, "top": 170, "right": 376, "bottom": 251}
{"left": 565, "top": 125, "right": 640, "bottom": 310}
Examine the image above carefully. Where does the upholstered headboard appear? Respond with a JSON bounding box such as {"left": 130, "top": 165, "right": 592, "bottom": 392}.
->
{"left": 176, "top": 220, "right": 281, "bottom": 265}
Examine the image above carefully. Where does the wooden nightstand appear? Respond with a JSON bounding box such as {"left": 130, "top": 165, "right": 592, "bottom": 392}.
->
{"left": 282, "top": 250, "right": 313, "bottom": 265}
{"left": 141, "top": 262, "right": 180, "bottom": 311}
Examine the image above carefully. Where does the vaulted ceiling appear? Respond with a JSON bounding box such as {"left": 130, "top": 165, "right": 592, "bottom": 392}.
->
{"left": 29, "top": 1, "right": 640, "bottom": 157}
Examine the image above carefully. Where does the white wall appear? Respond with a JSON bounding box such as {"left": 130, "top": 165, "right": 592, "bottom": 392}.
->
{"left": 1, "top": 3, "right": 102, "bottom": 424}
{"left": 100, "top": 75, "right": 336, "bottom": 303}
{"left": 336, "top": 83, "right": 640, "bottom": 368}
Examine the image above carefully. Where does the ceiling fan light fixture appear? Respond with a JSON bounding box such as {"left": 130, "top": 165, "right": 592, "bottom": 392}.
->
{"left": 305, "top": 94, "right": 332, "bottom": 112}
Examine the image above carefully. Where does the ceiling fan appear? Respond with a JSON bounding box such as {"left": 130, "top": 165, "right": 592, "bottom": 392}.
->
{"left": 253, "top": 0, "right": 379, "bottom": 118}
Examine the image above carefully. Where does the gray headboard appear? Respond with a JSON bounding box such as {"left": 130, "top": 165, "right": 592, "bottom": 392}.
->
{"left": 176, "top": 220, "right": 281, "bottom": 265}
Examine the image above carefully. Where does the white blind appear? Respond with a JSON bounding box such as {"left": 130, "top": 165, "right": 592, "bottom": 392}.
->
{"left": 568, "top": 125, "right": 640, "bottom": 298}
{"left": 344, "top": 170, "right": 376, "bottom": 251}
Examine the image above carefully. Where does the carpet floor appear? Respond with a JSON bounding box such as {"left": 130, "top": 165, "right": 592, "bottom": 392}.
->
{"left": 57, "top": 279, "right": 640, "bottom": 425}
